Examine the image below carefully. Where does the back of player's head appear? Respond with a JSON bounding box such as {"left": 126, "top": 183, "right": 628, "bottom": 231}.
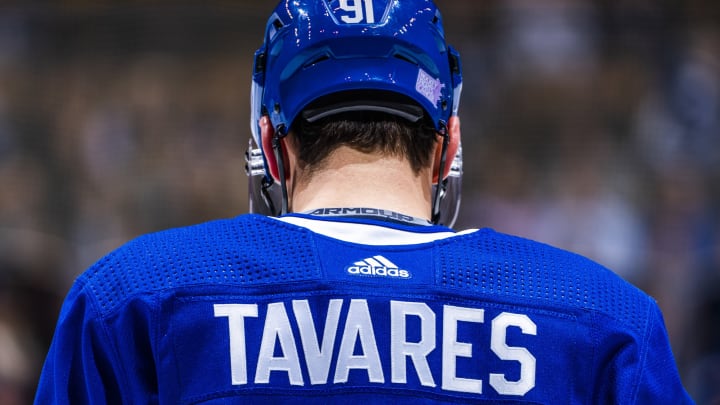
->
{"left": 292, "top": 108, "right": 438, "bottom": 176}
{"left": 246, "top": 0, "right": 463, "bottom": 226}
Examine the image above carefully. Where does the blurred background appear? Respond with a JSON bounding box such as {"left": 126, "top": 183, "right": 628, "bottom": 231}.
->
{"left": 0, "top": 0, "right": 718, "bottom": 403}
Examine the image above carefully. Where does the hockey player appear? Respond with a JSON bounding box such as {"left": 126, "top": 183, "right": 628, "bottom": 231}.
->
{"left": 36, "top": 0, "right": 693, "bottom": 403}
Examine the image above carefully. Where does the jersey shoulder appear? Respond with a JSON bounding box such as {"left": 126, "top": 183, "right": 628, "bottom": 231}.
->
{"left": 438, "top": 228, "right": 655, "bottom": 334}
{"left": 75, "top": 214, "right": 320, "bottom": 316}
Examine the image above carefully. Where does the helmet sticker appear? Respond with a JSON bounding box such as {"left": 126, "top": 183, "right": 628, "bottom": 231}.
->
{"left": 415, "top": 68, "right": 445, "bottom": 107}
{"left": 338, "top": 0, "right": 375, "bottom": 23}
{"left": 329, "top": 0, "right": 390, "bottom": 25}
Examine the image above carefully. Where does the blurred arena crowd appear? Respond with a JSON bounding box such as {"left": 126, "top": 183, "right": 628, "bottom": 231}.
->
{"left": 0, "top": 1, "right": 718, "bottom": 403}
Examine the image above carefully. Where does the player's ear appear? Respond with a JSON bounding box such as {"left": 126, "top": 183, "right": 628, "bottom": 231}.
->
{"left": 259, "top": 116, "right": 290, "bottom": 181}
{"left": 433, "top": 116, "right": 461, "bottom": 183}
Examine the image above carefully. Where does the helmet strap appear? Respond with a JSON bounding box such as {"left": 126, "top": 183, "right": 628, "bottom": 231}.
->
{"left": 272, "top": 125, "right": 289, "bottom": 215}
{"left": 432, "top": 121, "right": 449, "bottom": 225}
{"left": 259, "top": 176, "right": 278, "bottom": 215}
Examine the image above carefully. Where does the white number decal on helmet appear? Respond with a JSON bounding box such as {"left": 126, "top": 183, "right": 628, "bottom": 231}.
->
{"left": 339, "top": 0, "right": 375, "bottom": 24}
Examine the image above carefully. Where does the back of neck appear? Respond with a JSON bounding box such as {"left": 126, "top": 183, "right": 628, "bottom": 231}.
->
{"left": 289, "top": 146, "right": 433, "bottom": 220}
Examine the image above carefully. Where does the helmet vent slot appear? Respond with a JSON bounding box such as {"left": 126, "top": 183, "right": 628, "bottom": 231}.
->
{"left": 303, "top": 54, "right": 331, "bottom": 68}
{"left": 393, "top": 53, "right": 418, "bottom": 66}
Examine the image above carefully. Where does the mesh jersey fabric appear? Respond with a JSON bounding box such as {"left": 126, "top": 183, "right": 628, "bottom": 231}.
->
{"left": 35, "top": 214, "right": 693, "bottom": 404}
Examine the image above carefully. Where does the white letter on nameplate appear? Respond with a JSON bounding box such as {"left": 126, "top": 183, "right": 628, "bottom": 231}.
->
{"left": 214, "top": 304, "right": 259, "bottom": 385}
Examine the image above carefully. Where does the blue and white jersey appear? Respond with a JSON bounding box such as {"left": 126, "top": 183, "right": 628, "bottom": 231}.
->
{"left": 35, "top": 213, "right": 693, "bottom": 404}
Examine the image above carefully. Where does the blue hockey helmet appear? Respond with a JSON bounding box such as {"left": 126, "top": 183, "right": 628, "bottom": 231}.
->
{"left": 246, "top": 0, "right": 464, "bottom": 226}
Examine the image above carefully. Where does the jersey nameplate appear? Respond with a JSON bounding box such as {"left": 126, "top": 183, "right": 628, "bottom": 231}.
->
{"left": 212, "top": 298, "right": 537, "bottom": 397}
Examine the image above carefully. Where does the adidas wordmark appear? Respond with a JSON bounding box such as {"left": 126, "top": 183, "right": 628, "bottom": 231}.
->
{"left": 346, "top": 255, "right": 411, "bottom": 279}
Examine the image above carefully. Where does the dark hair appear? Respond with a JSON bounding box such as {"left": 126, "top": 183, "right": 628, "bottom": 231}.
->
{"left": 291, "top": 110, "right": 438, "bottom": 175}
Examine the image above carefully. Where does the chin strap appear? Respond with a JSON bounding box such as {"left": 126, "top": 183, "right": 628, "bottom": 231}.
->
{"left": 272, "top": 125, "right": 289, "bottom": 216}
{"left": 431, "top": 120, "right": 449, "bottom": 225}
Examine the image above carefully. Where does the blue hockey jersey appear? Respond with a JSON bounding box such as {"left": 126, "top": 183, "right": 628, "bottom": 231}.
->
{"left": 35, "top": 213, "right": 693, "bottom": 404}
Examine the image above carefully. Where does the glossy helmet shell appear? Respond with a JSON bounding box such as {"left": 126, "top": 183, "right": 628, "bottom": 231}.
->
{"left": 247, "top": 0, "right": 463, "bottom": 225}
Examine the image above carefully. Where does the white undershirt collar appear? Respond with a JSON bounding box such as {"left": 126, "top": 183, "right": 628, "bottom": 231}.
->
{"left": 274, "top": 212, "right": 477, "bottom": 246}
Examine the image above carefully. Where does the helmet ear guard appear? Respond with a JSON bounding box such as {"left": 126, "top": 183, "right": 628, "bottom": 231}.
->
{"left": 245, "top": 137, "right": 281, "bottom": 216}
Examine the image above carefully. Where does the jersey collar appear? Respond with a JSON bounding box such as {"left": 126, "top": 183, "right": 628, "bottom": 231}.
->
{"left": 300, "top": 207, "right": 433, "bottom": 227}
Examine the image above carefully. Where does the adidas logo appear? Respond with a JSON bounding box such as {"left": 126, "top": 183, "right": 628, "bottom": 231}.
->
{"left": 346, "top": 255, "right": 411, "bottom": 279}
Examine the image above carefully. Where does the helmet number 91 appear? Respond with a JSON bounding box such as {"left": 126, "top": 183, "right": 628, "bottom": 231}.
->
{"left": 339, "top": 0, "right": 375, "bottom": 24}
